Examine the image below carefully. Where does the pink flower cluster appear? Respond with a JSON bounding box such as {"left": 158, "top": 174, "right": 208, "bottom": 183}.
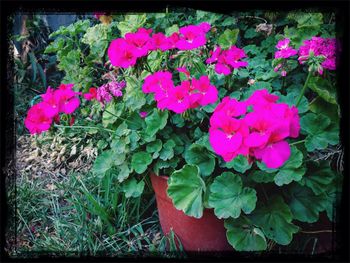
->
{"left": 142, "top": 70, "right": 218, "bottom": 114}
{"left": 25, "top": 84, "right": 80, "bottom": 134}
{"left": 298, "top": 37, "right": 336, "bottom": 74}
{"left": 108, "top": 23, "right": 211, "bottom": 68}
{"left": 83, "top": 81, "right": 126, "bottom": 106}
{"left": 274, "top": 39, "right": 297, "bottom": 59}
{"left": 209, "top": 89, "right": 300, "bottom": 169}
{"left": 206, "top": 45, "right": 248, "bottom": 75}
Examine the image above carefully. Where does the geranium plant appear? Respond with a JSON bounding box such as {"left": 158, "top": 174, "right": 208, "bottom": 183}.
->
{"left": 24, "top": 11, "right": 342, "bottom": 252}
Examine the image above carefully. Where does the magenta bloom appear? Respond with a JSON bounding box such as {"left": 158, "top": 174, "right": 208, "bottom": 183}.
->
{"left": 175, "top": 23, "right": 211, "bottom": 50}
{"left": 166, "top": 81, "right": 191, "bottom": 113}
{"left": 125, "top": 29, "right": 153, "bottom": 57}
{"left": 142, "top": 71, "right": 218, "bottom": 113}
{"left": 274, "top": 38, "right": 297, "bottom": 59}
{"left": 24, "top": 103, "right": 53, "bottom": 135}
{"left": 209, "top": 89, "right": 301, "bottom": 168}
{"left": 206, "top": 45, "right": 248, "bottom": 75}
{"left": 139, "top": 111, "right": 148, "bottom": 118}
{"left": 40, "top": 87, "right": 60, "bottom": 118}
{"left": 108, "top": 38, "right": 138, "bottom": 68}
{"left": 55, "top": 89, "right": 80, "bottom": 114}
{"left": 191, "top": 76, "right": 218, "bottom": 106}
{"left": 151, "top": 32, "right": 171, "bottom": 51}
{"left": 83, "top": 87, "right": 98, "bottom": 101}
{"left": 206, "top": 46, "right": 221, "bottom": 64}
{"left": 298, "top": 37, "right": 336, "bottom": 72}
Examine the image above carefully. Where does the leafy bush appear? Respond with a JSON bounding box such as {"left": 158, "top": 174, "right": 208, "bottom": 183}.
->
{"left": 23, "top": 9, "right": 342, "bottom": 252}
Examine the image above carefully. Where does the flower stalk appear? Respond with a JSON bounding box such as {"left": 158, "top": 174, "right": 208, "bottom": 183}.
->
{"left": 296, "top": 70, "right": 312, "bottom": 107}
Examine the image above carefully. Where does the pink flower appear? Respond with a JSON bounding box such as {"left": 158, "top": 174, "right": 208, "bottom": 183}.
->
{"left": 225, "top": 46, "right": 248, "bottom": 69}
{"left": 206, "top": 45, "right": 248, "bottom": 75}
{"left": 125, "top": 30, "right": 153, "bottom": 57}
{"left": 191, "top": 76, "right": 218, "bottom": 106}
{"left": 40, "top": 87, "right": 60, "bottom": 118}
{"left": 151, "top": 32, "right": 171, "bottom": 51}
{"left": 83, "top": 87, "right": 98, "bottom": 101}
{"left": 175, "top": 23, "right": 210, "bottom": 50}
{"left": 55, "top": 88, "right": 80, "bottom": 114}
{"left": 139, "top": 111, "right": 148, "bottom": 118}
{"left": 108, "top": 38, "right": 138, "bottom": 68}
{"left": 253, "top": 141, "right": 291, "bottom": 169}
{"left": 166, "top": 81, "right": 191, "bottom": 113}
{"left": 298, "top": 37, "right": 336, "bottom": 71}
{"left": 274, "top": 38, "right": 297, "bottom": 59}
{"left": 209, "top": 89, "right": 301, "bottom": 169}
{"left": 206, "top": 46, "right": 221, "bottom": 64}
{"left": 24, "top": 103, "right": 53, "bottom": 134}
{"left": 167, "top": 32, "right": 180, "bottom": 49}
{"left": 281, "top": 70, "right": 287, "bottom": 77}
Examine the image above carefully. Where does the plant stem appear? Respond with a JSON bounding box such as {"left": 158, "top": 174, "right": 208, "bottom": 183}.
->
{"left": 289, "top": 139, "right": 306, "bottom": 146}
{"left": 296, "top": 71, "right": 312, "bottom": 107}
{"left": 54, "top": 124, "right": 114, "bottom": 133}
{"left": 103, "top": 108, "right": 139, "bottom": 127}
{"left": 300, "top": 230, "right": 334, "bottom": 234}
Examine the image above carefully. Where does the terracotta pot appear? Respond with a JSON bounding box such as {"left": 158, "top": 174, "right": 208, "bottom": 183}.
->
{"left": 150, "top": 173, "right": 233, "bottom": 252}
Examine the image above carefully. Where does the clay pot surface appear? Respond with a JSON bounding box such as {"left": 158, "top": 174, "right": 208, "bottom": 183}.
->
{"left": 150, "top": 173, "right": 233, "bottom": 252}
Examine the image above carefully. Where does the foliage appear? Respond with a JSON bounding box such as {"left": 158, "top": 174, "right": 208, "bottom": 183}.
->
{"left": 22, "top": 9, "right": 342, "bottom": 253}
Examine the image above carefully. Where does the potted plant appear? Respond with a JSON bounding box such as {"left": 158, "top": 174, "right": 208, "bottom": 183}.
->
{"left": 24, "top": 12, "right": 342, "bottom": 253}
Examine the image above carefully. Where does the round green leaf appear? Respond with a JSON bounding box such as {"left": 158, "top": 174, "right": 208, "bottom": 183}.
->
{"left": 250, "top": 196, "right": 299, "bottom": 245}
{"left": 225, "top": 155, "right": 252, "bottom": 174}
{"left": 299, "top": 161, "right": 335, "bottom": 195}
{"left": 159, "top": 139, "right": 176, "bottom": 161}
{"left": 146, "top": 139, "right": 163, "bottom": 153}
{"left": 208, "top": 172, "right": 257, "bottom": 219}
{"left": 122, "top": 178, "right": 145, "bottom": 198}
{"left": 93, "top": 150, "right": 115, "bottom": 176}
{"left": 225, "top": 216, "right": 267, "bottom": 251}
{"left": 274, "top": 146, "right": 305, "bottom": 186}
{"left": 184, "top": 144, "right": 215, "bottom": 176}
{"left": 145, "top": 109, "right": 168, "bottom": 137}
{"left": 167, "top": 165, "right": 205, "bottom": 218}
{"left": 286, "top": 184, "right": 327, "bottom": 223}
{"left": 131, "top": 151, "right": 153, "bottom": 174}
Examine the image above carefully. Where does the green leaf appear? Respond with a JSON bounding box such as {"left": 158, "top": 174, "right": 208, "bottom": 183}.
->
{"left": 309, "top": 97, "right": 339, "bottom": 122}
{"left": 93, "top": 150, "right": 115, "bottom": 175}
{"left": 244, "top": 28, "right": 259, "bottom": 39}
{"left": 300, "top": 113, "right": 338, "bottom": 151}
{"left": 257, "top": 161, "right": 278, "bottom": 173}
{"left": 286, "top": 183, "right": 327, "bottom": 223}
{"left": 82, "top": 24, "right": 110, "bottom": 58}
{"left": 146, "top": 139, "right": 162, "bottom": 153}
{"left": 167, "top": 165, "right": 205, "bottom": 218}
{"left": 218, "top": 29, "right": 240, "bottom": 49}
{"left": 102, "top": 101, "right": 123, "bottom": 127}
{"left": 131, "top": 151, "right": 153, "bottom": 174}
{"left": 208, "top": 172, "right": 257, "bottom": 219}
{"left": 225, "top": 216, "right": 267, "bottom": 251}
{"left": 274, "top": 146, "right": 305, "bottom": 186}
{"left": 249, "top": 170, "right": 274, "bottom": 183}
{"left": 117, "top": 162, "right": 131, "bottom": 182}
{"left": 159, "top": 139, "right": 176, "bottom": 161}
{"left": 307, "top": 76, "right": 337, "bottom": 104}
{"left": 123, "top": 76, "right": 146, "bottom": 111}
{"left": 122, "top": 178, "right": 145, "bottom": 198}
{"left": 250, "top": 196, "right": 299, "bottom": 245}
{"left": 117, "top": 14, "right": 147, "bottom": 37}
{"left": 184, "top": 144, "right": 215, "bottom": 176}
{"left": 225, "top": 155, "right": 252, "bottom": 174}
{"left": 165, "top": 24, "right": 179, "bottom": 36}
{"left": 145, "top": 109, "right": 168, "bottom": 137}
{"left": 298, "top": 161, "right": 335, "bottom": 195}
{"left": 278, "top": 91, "right": 308, "bottom": 114}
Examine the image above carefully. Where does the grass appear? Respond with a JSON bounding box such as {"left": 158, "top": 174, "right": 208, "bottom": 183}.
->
{"left": 6, "top": 135, "right": 185, "bottom": 258}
